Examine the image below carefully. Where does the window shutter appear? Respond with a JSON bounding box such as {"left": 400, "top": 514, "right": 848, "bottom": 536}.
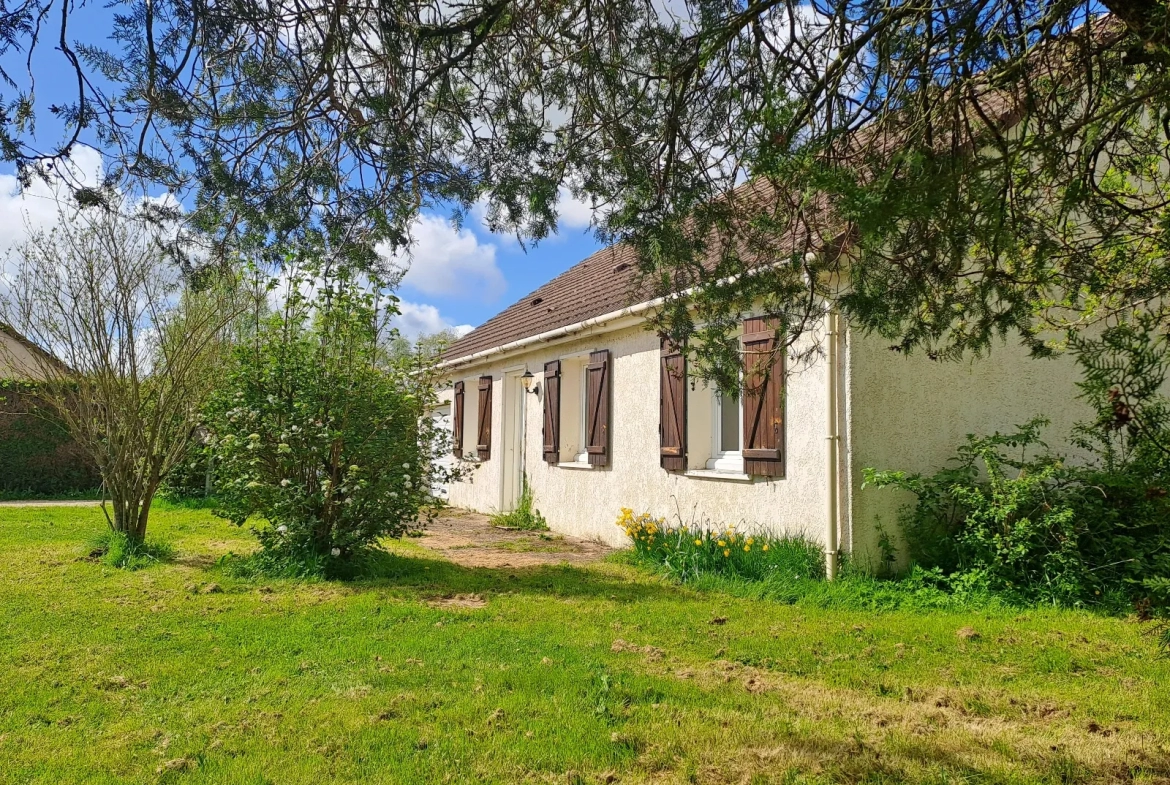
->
{"left": 585, "top": 349, "right": 611, "bottom": 466}
{"left": 476, "top": 375, "right": 492, "bottom": 460}
{"left": 452, "top": 381, "right": 465, "bottom": 457}
{"left": 542, "top": 360, "right": 561, "bottom": 463}
{"left": 742, "top": 317, "right": 784, "bottom": 477}
{"left": 659, "top": 340, "right": 687, "bottom": 472}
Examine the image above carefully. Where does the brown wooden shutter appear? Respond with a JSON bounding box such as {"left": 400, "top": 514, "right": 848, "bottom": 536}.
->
{"left": 542, "top": 360, "right": 561, "bottom": 463}
{"left": 452, "top": 381, "right": 465, "bottom": 457}
{"left": 476, "top": 375, "right": 492, "bottom": 460}
{"left": 742, "top": 317, "right": 784, "bottom": 477}
{"left": 585, "top": 349, "right": 610, "bottom": 466}
{"left": 659, "top": 340, "right": 687, "bottom": 472}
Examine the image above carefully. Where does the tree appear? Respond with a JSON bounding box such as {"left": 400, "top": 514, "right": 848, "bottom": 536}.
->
{"left": 207, "top": 262, "right": 452, "bottom": 576}
{"left": 2, "top": 1, "right": 1168, "bottom": 380}
{"left": 0, "top": 191, "right": 241, "bottom": 541}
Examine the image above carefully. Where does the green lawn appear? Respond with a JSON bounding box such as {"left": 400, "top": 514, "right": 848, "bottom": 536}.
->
{"left": 1, "top": 505, "right": 1168, "bottom": 784}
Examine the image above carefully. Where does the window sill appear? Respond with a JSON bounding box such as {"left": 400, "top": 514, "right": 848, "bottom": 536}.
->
{"left": 684, "top": 468, "right": 754, "bottom": 483}
{"left": 557, "top": 461, "right": 595, "bottom": 470}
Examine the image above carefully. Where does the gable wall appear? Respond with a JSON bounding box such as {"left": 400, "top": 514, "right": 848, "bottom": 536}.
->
{"left": 845, "top": 326, "right": 1095, "bottom": 569}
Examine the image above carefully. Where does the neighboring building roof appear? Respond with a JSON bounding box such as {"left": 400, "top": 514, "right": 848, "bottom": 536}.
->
{"left": 443, "top": 243, "right": 650, "bottom": 362}
{"left": 0, "top": 325, "right": 63, "bottom": 381}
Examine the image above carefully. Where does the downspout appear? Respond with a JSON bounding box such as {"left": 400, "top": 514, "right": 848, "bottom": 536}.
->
{"left": 825, "top": 305, "right": 841, "bottom": 581}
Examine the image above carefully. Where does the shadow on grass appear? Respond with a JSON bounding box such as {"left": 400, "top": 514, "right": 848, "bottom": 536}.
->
{"left": 218, "top": 546, "right": 688, "bottom": 605}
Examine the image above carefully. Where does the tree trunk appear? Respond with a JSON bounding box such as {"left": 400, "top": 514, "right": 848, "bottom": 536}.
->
{"left": 105, "top": 489, "right": 156, "bottom": 543}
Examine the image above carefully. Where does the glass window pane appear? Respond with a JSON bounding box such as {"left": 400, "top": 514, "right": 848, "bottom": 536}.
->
{"left": 719, "top": 392, "right": 740, "bottom": 453}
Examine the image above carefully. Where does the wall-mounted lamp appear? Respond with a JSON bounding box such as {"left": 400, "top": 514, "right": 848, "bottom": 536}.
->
{"left": 520, "top": 368, "right": 540, "bottom": 395}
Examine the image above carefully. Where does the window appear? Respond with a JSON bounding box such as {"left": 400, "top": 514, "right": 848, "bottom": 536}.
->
{"left": 551, "top": 354, "right": 589, "bottom": 465}
{"left": 674, "top": 317, "right": 784, "bottom": 479}
{"left": 707, "top": 388, "right": 744, "bottom": 473}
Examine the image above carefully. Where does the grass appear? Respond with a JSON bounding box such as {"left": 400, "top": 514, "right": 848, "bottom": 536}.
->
{"left": 1, "top": 504, "right": 1169, "bottom": 784}
{"left": 85, "top": 530, "right": 176, "bottom": 570}
{"left": 488, "top": 478, "right": 548, "bottom": 531}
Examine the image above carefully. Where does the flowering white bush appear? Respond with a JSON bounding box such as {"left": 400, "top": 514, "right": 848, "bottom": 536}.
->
{"left": 207, "top": 263, "right": 451, "bottom": 575}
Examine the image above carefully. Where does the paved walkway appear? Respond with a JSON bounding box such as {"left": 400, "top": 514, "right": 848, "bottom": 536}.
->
{"left": 415, "top": 509, "right": 613, "bottom": 568}
{"left": 0, "top": 499, "right": 100, "bottom": 507}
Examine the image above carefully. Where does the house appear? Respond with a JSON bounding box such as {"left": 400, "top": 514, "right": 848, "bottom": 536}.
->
{"left": 436, "top": 242, "right": 1093, "bottom": 566}
{"left": 0, "top": 325, "right": 55, "bottom": 381}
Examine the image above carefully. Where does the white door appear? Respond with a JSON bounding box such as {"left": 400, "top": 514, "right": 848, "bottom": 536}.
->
{"left": 501, "top": 370, "right": 526, "bottom": 510}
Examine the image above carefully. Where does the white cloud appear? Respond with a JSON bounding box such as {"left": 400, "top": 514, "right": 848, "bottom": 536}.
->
{"left": 0, "top": 146, "right": 105, "bottom": 259}
{"left": 557, "top": 186, "right": 597, "bottom": 230}
{"left": 392, "top": 300, "right": 473, "bottom": 340}
{"left": 382, "top": 214, "right": 505, "bottom": 301}
{"left": 468, "top": 186, "right": 598, "bottom": 239}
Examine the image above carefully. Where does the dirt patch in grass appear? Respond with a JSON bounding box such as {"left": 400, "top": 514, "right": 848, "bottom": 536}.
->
{"left": 426, "top": 593, "right": 488, "bottom": 609}
{"left": 416, "top": 509, "right": 613, "bottom": 568}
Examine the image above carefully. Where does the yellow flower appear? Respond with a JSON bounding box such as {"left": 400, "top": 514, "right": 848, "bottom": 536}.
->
{"left": 717, "top": 540, "right": 726, "bottom": 547}
{"left": 694, "top": 539, "right": 702, "bottom": 546}
{"left": 762, "top": 544, "right": 770, "bottom": 552}
{"left": 747, "top": 537, "right": 754, "bottom": 545}
{"left": 744, "top": 545, "right": 751, "bottom": 552}
{"left": 723, "top": 549, "right": 730, "bottom": 558}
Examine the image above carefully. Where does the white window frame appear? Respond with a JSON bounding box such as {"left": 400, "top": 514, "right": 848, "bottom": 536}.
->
{"left": 706, "top": 385, "right": 744, "bottom": 473}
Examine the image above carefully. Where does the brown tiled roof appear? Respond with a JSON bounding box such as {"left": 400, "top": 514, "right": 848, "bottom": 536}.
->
{"left": 442, "top": 243, "right": 652, "bottom": 362}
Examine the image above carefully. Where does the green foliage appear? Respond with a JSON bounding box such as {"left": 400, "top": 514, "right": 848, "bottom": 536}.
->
{"left": 207, "top": 262, "right": 450, "bottom": 578}
{"left": 86, "top": 530, "right": 174, "bottom": 571}
{"left": 617, "top": 508, "right": 825, "bottom": 585}
{"left": 489, "top": 478, "right": 548, "bottom": 531}
{"left": 158, "top": 440, "right": 214, "bottom": 502}
{"left": 0, "top": 384, "right": 100, "bottom": 496}
{"left": 866, "top": 324, "right": 1170, "bottom": 613}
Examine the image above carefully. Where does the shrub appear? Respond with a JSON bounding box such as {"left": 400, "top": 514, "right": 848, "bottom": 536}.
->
{"left": 616, "top": 508, "right": 824, "bottom": 583}
{"left": 866, "top": 416, "right": 1170, "bottom": 609}
{"left": 207, "top": 263, "right": 452, "bottom": 577}
{"left": 489, "top": 477, "right": 548, "bottom": 531}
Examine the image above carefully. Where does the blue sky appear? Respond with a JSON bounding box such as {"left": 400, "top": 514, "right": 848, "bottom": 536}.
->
{"left": 0, "top": 6, "right": 603, "bottom": 339}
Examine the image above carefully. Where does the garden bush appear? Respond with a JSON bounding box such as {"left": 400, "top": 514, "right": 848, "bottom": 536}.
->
{"left": 207, "top": 263, "right": 453, "bottom": 577}
{"left": 616, "top": 507, "right": 824, "bottom": 583}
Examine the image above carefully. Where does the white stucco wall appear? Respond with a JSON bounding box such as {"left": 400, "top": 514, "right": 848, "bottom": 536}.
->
{"left": 844, "top": 327, "right": 1094, "bottom": 567}
{"left": 439, "top": 312, "right": 1098, "bottom": 560}
{"left": 441, "top": 321, "right": 835, "bottom": 547}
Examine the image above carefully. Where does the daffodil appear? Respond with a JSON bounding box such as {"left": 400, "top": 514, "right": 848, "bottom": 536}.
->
{"left": 723, "top": 549, "right": 730, "bottom": 558}
{"left": 717, "top": 540, "right": 726, "bottom": 547}
{"left": 762, "top": 544, "right": 769, "bottom": 551}
{"left": 694, "top": 539, "right": 702, "bottom": 546}
{"left": 744, "top": 545, "right": 751, "bottom": 552}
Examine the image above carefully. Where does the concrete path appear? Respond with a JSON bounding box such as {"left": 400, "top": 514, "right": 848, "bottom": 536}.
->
{"left": 0, "top": 500, "right": 101, "bottom": 507}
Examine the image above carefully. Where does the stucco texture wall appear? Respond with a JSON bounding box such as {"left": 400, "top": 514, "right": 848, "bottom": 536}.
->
{"left": 442, "top": 322, "right": 834, "bottom": 547}
{"left": 845, "top": 326, "right": 1093, "bottom": 567}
